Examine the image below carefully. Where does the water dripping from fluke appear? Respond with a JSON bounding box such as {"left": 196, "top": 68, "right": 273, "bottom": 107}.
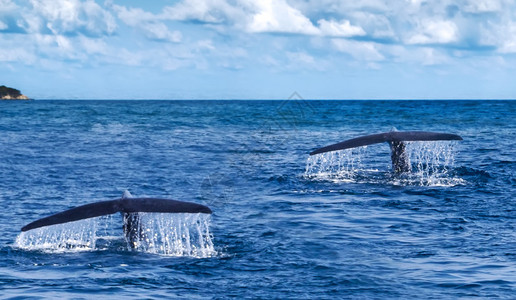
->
{"left": 305, "top": 147, "right": 371, "bottom": 183}
{"left": 14, "top": 213, "right": 217, "bottom": 258}
{"left": 305, "top": 141, "right": 465, "bottom": 187}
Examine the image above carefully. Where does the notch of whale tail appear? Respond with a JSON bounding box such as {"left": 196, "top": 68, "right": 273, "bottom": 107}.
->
{"left": 21, "top": 198, "right": 212, "bottom": 232}
{"left": 309, "top": 131, "right": 463, "bottom": 156}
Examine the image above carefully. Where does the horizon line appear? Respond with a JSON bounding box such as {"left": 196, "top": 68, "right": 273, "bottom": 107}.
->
{"left": 20, "top": 98, "right": 516, "bottom": 101}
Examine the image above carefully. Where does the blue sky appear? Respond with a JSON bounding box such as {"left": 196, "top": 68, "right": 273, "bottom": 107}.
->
{"left": 1, "top": 0, "right": 515, "bottom": 99}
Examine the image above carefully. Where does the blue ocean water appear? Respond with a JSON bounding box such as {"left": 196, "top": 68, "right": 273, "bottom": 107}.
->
{"left": 0, "top": 100, "right": 514, "bottom": 299}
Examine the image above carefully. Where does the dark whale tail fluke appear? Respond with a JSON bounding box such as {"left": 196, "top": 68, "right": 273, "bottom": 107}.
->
{"left": 310, "top": 131, "right": 462, "bottom": 156}
{"left": 21, "top": 198, "right": 212, "bottom": 232}
{"left": 310, "top": 131, "right": 463, "bottom": 173}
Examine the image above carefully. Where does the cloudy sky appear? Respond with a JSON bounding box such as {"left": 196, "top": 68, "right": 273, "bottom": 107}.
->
{"left": 1, "top": 0, "right": 515, "bottom": 99}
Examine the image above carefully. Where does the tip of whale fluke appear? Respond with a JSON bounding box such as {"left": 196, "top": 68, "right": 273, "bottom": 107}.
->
{"left": 21, "top": 197, "right": 212, "bottom": 232}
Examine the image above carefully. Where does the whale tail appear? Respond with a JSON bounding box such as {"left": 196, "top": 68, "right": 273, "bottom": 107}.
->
{"left": 310, "top": 131, "right": 462, "bottom": 156}
{"left": 310, "top": 131, "right": 463, "bottom": 173}
{"left": 21, "top": 197, "right": 212, "bottom": 232}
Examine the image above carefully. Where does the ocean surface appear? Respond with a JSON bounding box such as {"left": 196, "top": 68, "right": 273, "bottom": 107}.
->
{"left": 0, "top": 100, "right": 514, "bottom": 299}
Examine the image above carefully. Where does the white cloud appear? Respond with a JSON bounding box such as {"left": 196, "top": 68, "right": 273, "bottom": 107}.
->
{"left": 288, "top": 51, "right": 315, "bottom": 63}
{"left": 383, "top": 44, "right": 452, "bottom": 66}
{"left": 141, "top": 22, "right": 182, "bottom": 43}
{"left": 3, "top": 0, "right": 516, "bottom": 75}
{"left": 500, "top": 41, "right": 516, "bottom": 53}
{"left": 474, "top": 16, "right": 516, "bottom": 54}
{"left": 197, "top": 39, "right": 216, "bottom": 51}
{"left": 0, "top": 44, "right": 35, "bottom": 64}
{"left": 419, "top": 47, "right": 451, "bottom": 65}
{"left": 108, "top": 0, "right": 515, "bottom": 56}
{"left": 332, "top": 39, "right": 384, "bottom": 61}
{"left": 286, "top": 51, "right": 316, "bottom": 66}
{"left": 33, "top": 33, "right": 83, "bottom": 60}
{"left": 0, "top": 32, "right": 75, "bottom": 65}
{"left": 0, "top": 0, "right": 17, "bottom": 13}
{"left": 243, "top": 1, "right": 367, "bottom": 37}
{"left": 158, "top": 0, "right": 368, "bottom": 37}
{"left": 26, "top": 0, "right": 116, "bottom": 36}
{"left": 55, "top": 35, "right": 72, "bottom": 51}
{"left": 317, "top": 19, "right": 365, "bottom": 37}
{"left": 288, "top": 0, "right": 390, "bottom": 15}
{"left": 79, "top": 35, "right": 107, "bottom": 55}
{"left": 463, "top": 0, "right": 504, "bottom": 13}
{"left": 246, "top": 0, "right": 318, "bottom": 34}
{"left": 349, "top": 12, "right": 395, "bottom": 39}
{"left": 162, "top": 0, "right": 243, "bottom": 23}
{"left": 407, "top": 19, "right": 459, "bottom": 45}
{"left": 497, "top": 23, "right": 516, "bottom": 54}
{"left": 113, "top": 5, "right": 155, "bottom": 26}
{"left": 113, "top": 5, "right": 182, "bottom": 43}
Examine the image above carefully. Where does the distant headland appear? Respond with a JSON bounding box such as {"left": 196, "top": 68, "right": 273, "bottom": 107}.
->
{"left": 0, "top": 85, "right": 30, "bottom": 100}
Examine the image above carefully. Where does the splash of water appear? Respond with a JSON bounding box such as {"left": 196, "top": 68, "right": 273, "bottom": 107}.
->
{"left": 15, "top": 218, "right": 99, "bottom": 252}
{"left": 127, "top": 213, "right": 215, "bottom": 257}
{"left": 14, "top": 213, "right": 216, "bottom": 257}
{"left": 401, "top": 141, "right": 464, "bottom": 186}
{"left": 305, "top": 141, "right": 464, "bottom": 186}
{"left": 305, "top": 147, "right": 370, "bottom": 182}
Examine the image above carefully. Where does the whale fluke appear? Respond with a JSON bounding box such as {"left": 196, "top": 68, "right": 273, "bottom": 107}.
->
{"left": 310, "top": 131, "right": 463, "bottom": 173}
{"left": 310, "top": 131, "right": 462, "bottom": 156}
{"left": 21, "top": 198, "right": 212, "bottom": 232}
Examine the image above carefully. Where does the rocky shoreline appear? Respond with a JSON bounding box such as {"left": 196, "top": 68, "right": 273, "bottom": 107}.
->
{"left": 0, "top": 85, "right": 30, "bottom": 100}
